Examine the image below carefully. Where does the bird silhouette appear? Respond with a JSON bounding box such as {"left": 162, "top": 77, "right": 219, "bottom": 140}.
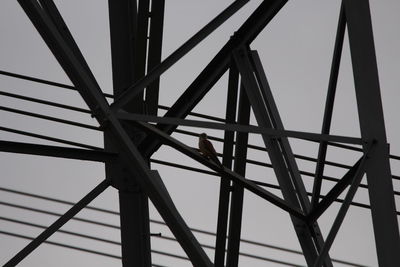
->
{"left": 198, "top": 133, "right": 223, "bottom": 167}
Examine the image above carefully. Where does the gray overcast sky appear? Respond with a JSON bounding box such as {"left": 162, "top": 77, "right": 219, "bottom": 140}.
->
{"left": 1, "top": 0, "right": 400, "bottom": 266}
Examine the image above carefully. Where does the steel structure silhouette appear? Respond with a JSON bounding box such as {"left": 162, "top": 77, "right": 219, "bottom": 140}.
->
{"left": 0, "top": 0, "right": 399, "bottom": 266}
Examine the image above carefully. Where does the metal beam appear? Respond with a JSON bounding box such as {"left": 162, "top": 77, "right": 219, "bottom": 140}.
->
{"left": 0, "top": 140, "right": 116, "bottom": 162}
{"left": 234, "top": 48, "right": 333, "bottom": 267}
{"left": 133, "top": 120, "right": 305, "bottom": 219}
{"left": 119, "top": 190, "right": 151, "bottom": 267}
{"left": 226, "top": 86, "right": 251, "bottom": 267}
{"left": 110, "top": 0, "right": 249, "bottom": 111}
{"left": 135, "top": 0, "right": 150, "bottom": 82}
{"left": 308, "top": 157, "right": 363, "bottom": 222}
{"left": 3, "top": 180, "right": 109, "bottom": 266}
{"left": 107, "top": 0, "right": 137, "bottom": 98}
{"left": 117, "top": 112, "right": 362, "bottom": 145}
{"left": 138, "top": 0, "right": 288, "bottom": 157}
{"left": 311, "top": 2, "right": 346, "bottom": 209}
{"left": 312, "top": 144, "right": 372, "bottom": 267}
{"left": 17, "top": 1, "right": 213, "bottom": 265}
{"left": 145, "top": 0, "right": 165, "bottom": 116}
{"left": 39, "top": 0, "right": 97, "bottom": 83}
{"left": 344, "top": 1, "right": 400, "bottom": 265}
{"left": 214, "top": 64, "right": 239, "bottom": 266}
{"left": 107, "top": 1, "right": 152, "bottom": 266}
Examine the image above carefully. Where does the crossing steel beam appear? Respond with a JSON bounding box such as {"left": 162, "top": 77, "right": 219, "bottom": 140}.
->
{"left": 233, "top": 47, "right": 333, "bottom": 266}
{"left": 139, "top": 0, "right": 288, "bottom": 157}
{"left": 4, "top": 0, "right": 398, "bottom": 266}
{"left": 311, "top": 2, "right": 346, "bottom": 209}
{"left": 107, "top": 0, "right": 157, "bottom": 265}
{"left": 16, "top": 0, "right": 213, "bottom": 265}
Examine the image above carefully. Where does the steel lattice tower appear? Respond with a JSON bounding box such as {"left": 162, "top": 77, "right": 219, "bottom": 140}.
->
{"left": 0, "top": 0, "right": 399, "bottom": 266}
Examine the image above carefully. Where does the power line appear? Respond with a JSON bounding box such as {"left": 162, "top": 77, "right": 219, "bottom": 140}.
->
{"left": 0, "top": 105, "right": 100, "bottom": 131}
{"left": 156, "top": 235, "right": 306, "bottom": 267}
{"left": 0, "top": 90, "right": 91, "bottom": 114}
{"left": 0, "top": 71, "right": 225, "bottom": 125}
{"left": 0, "top": 215, "right": 303, "bottom": 266}
{"left": 158, "top": 105, "right": 226, "bottom": 123}
{"left": 0, "top": 215, "right": 304, "bottom": 266}
{"left": 2, "top": 70, "right": 400, "bottom": 162}
{"left": 0, "top": 126, "right": 102, "bottom": 150}
{"left": 0, "top": 216, "right": 120, "bottom": 246}
{"left": 0, "top": 230, "right": 121, "bottom": 260}
{"left": 2, "top": 104, "right": 396, "bottom": 198}
{"left": 0, "top": 186, "right": 373, "bottom": 266}
{"left": 173, "top": 128, "right": 400, "bottom": 181}
{"left": 1, "top": 118, "right": 395, "bottom": 197}
{"left": 150, "top": 158, "right": 400, "bottom": 209}
{"left": 2, "top": 69, "right": 400, "bottom": 165}
{"left": 0, "top": 70, "right": 113, "bottom": 98}
{"left": 0, "top": 70, "right": 390, "bottom": 266}
{"left": 0, "top": 229, "right": 182, "bottom": 266}
{"left": 0, "top": 200, "right": 120, "bottom": 229}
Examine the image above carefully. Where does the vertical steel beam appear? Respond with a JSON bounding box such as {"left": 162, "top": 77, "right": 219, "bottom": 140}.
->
{"left": 134, "top": 0, "right": 150, "bottom": 85}
{"left": 18, "top": 1, "right": 212, "bottom": 264}
{"left": 145, "top": 0, "right": 165, "bottom": 116}
{"left": 234, "top": 48, "right": 333, "bottom": 267}
{"left": 311, "top": 2, "right": 346, "bottom": 209}
{"left": 226, "top": 86, "right": 251, "bottom": 267}
{"left": 119, "top": 190, "right": 151, "bottom": 267}
{"left": 108, "top": 1, "right": 151, "bottom": 266}
{"left": 111, "top": 0, "right": 250, "bottom": 111}
{"left": 344, "top": 1, "right": 400, "bottom": 266}
{"left": 214, "top": 63, "right": 239, "bottom": 266}
{"left": 107, "top": 0, "right": 137, "bottom": 98}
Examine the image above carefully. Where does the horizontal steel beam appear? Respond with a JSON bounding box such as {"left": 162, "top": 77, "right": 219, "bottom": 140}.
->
{"left": 117, "top": 112, "right": 363, "bottom": 145}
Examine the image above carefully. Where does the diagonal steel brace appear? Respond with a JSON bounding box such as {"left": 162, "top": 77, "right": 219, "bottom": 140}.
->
{"left": 233, "top": 47, "right": 333, "bottom": 267}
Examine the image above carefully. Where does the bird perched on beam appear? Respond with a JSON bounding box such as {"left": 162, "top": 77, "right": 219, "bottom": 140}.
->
{"left": 198, "top": 133, "right": 223, "bottom": 167}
